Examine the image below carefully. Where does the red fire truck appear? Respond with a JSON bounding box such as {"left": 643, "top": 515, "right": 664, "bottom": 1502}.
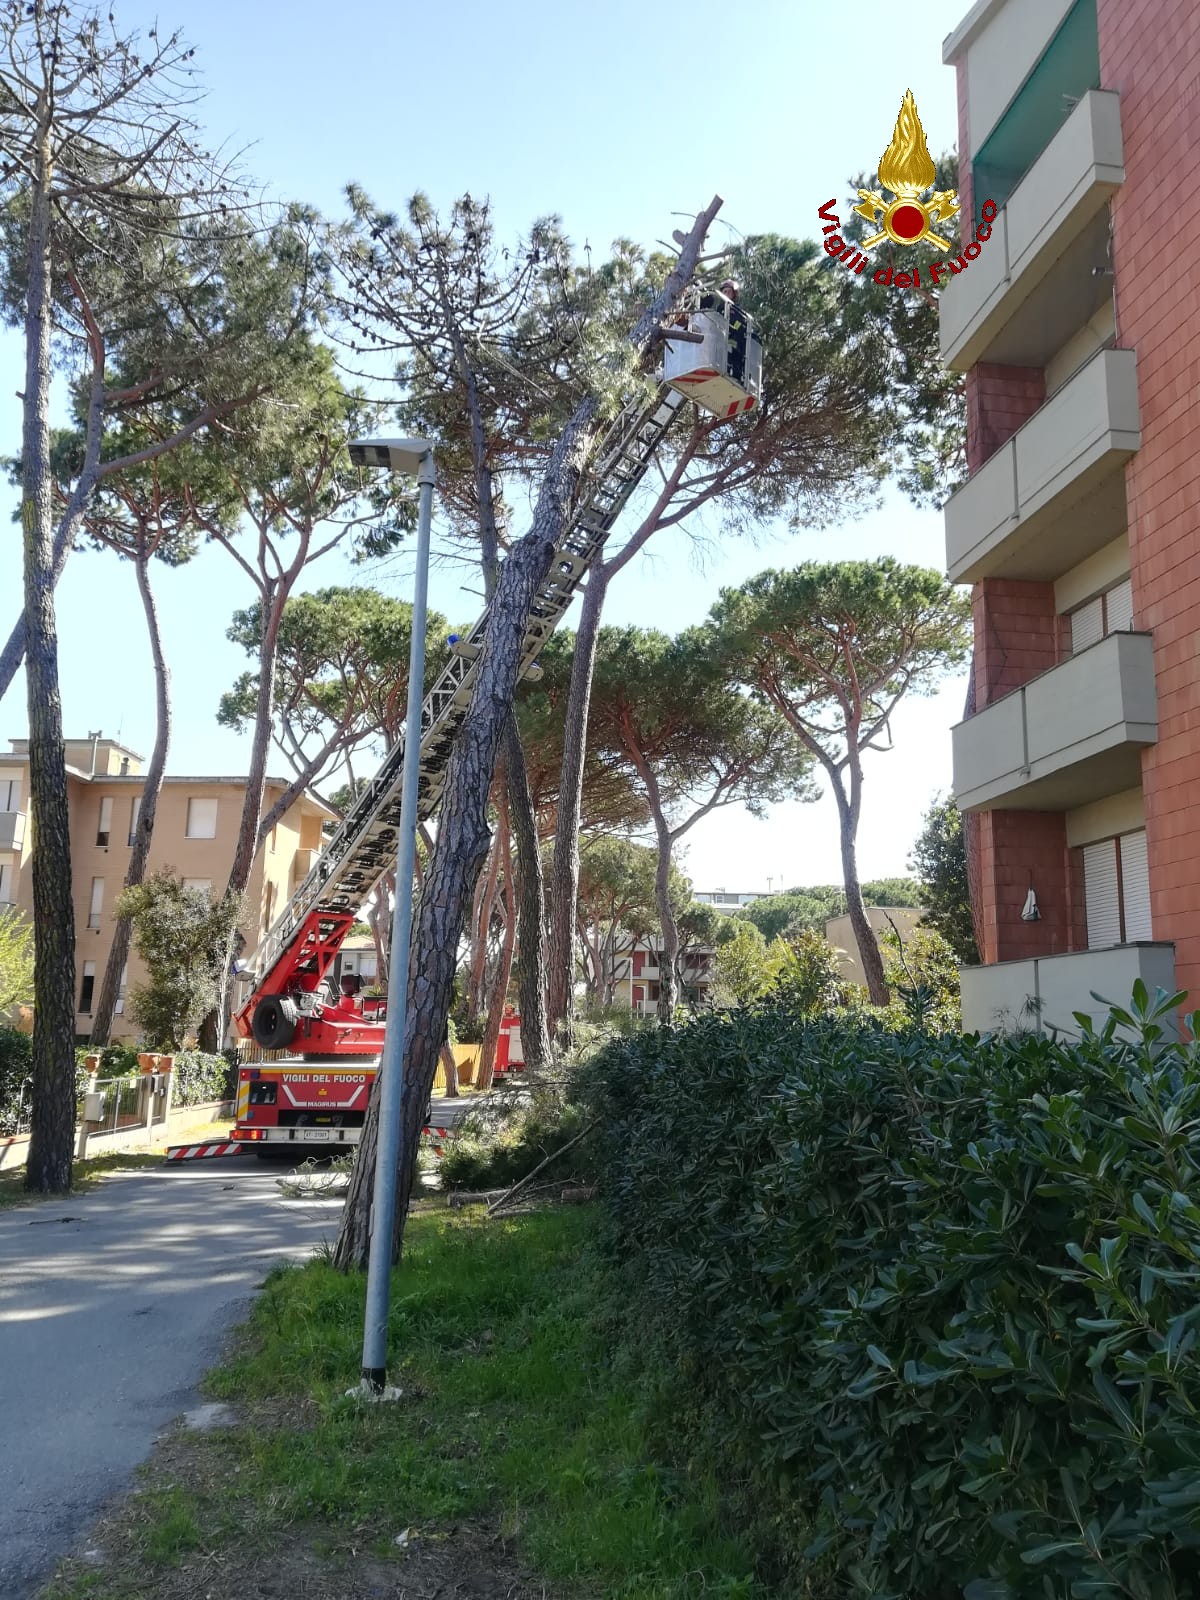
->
{"left": 166, "top": 282, "right": 760, "bottom": 1163}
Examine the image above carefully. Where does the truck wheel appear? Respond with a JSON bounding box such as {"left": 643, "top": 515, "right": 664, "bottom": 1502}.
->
{"left": 251, "top": 995, "right": 298, "bottom": 1050}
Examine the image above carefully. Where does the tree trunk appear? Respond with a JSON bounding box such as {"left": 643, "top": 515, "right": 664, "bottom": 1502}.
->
{"left": 440, "top": 1041, "right": 459, "bottom": 1097}
{"left": 547, "top": 566, "right": 608, "bottom": 1040}
{"left": 0, "top": 510, "right": 77, "bottom": 703}
{"left": 651, "top": 811, "right": 680, "bottom": 1023}
{"left": 22, "top": 152, "right": 77, "bottom": 1194}
{"left": 476, "top": 783, "right": 512, "bottom": 1093}
{"left": 503, "top": 713, "right": 550, "bottom": 1075}
{"left": 477, "top": 879, "right": 516, "bottom": 1096}
{"left": 468, "top": 836, "right": 501, "bottom": 1017}
{"left": 333, "top": 415, "right": 598, "bottom": 1271}
{"left": 227, "top": 581, "right": 283, "bottom": 897}
{"left": 91, "top": 547, "right": 171, "bottom": 1044}
{"left": 332, "top": 193, "right": 722, "bottom": 1270}
{"left": 835, "top": 780, "right": 889, "bottom": 1005}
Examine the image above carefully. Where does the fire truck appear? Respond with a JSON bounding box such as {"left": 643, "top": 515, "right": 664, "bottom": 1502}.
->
{"left": 169, "top": 282, "right": 762, "bottom": 1161}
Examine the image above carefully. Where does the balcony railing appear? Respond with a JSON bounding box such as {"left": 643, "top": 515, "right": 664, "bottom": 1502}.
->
{"left": 0, "top": 810, "right": 25, "bottom": 852}
{"left": 961, "top": 942, "right": 1176, "bottom": 1039}
{"left": 944, "top": 347, "right": 1139, "bottom": 585}
{"left": 953, "top": 630, "right": 1156, "bottom": 813}
{"left": 941, "top": 90, "right": 1125, "bottom": 371}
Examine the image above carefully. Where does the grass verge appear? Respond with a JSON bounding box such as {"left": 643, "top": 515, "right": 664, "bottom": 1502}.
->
{"left": 42, "top": 1206, "right": 762, "bottom": 1600}
{"left": 0, "top": 1151, "right": 167, "bottom": 1209}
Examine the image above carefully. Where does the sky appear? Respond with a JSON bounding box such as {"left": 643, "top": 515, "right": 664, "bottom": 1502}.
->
{"left": 0, "top": 0, "right": 972, "bottom": 897}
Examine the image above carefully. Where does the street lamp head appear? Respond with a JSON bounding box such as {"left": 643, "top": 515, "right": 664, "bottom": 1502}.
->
{"left": 348, "top": 436, "right": 433, "bottom": 477}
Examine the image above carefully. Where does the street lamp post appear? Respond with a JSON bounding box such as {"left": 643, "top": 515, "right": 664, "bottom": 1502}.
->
{"left": 348, "top": 435, "right": 435, "bottom": 1394}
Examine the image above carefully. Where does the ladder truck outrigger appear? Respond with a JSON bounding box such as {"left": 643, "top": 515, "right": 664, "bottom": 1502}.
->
{"left": 170, "top": 284, "right": 762, "bottom": 1161}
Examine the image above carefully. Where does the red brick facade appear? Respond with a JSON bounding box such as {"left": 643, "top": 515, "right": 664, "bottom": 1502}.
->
{"left": 975, "top": 810, "right": 1085, "bottom": 965}
{"left": 1099, "top": 0, "right": 1200, "bottom": 1003}
{"left": 956, "top": 5, "right": 1200, "bottom": 998}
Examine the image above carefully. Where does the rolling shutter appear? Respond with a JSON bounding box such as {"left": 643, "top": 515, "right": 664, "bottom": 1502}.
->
{"left": 1120, "top": 830, "right": 1152, "bottom": 941}
{"left": 1071, "top": 595, "right": 1104, "bottom": 652}
{"left": 1084, "top": 840, "right": 1120, "bottom": 948}
{"left": 1106, "top": 577, "right": 1134, "bottom": 633}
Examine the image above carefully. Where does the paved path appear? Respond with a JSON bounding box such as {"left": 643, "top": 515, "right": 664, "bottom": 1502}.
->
{"left": 0, "top": 1160, "right": 341, "bottom": 1599}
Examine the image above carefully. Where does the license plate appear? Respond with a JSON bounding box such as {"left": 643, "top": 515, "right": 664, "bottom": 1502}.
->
{"left": 300, "top": 1129, "right": 331, "bottom": 1142}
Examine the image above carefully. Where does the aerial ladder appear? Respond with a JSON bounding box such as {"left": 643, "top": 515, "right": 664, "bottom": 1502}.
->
{"left": 191, "top": 288, "right": 763, "bottom": 1157}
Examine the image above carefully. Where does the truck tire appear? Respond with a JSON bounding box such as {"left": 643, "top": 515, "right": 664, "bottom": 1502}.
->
{"left": 251, "top": 995, "right": 298, "bottom": 1050}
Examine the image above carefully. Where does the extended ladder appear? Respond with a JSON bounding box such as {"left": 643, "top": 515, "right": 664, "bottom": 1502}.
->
{"left": 250, "top": 382, "right": 688, "bottom": 991}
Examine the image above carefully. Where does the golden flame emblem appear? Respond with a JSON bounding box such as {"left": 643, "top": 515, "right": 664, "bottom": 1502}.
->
{"left": 853, "top": 90, "right": 959, "bottom": 252}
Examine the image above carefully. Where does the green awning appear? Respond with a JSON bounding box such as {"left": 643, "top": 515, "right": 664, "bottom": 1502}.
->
{"left": 972, "top": 0, "right": 1101, "bottom": 225}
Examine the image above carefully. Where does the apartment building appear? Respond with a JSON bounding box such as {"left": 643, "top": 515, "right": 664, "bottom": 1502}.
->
{"left": 692, "top": 889, "right": 763, "bottom": 910}
{"left": 0, "top": 734, "right": 334, "bottom": 1040}
{"left": 609, "top": 933, "right": 717, "bottom": 1017}
{"left": 941, "top": 0, "right": 1196, "bottom": 1033}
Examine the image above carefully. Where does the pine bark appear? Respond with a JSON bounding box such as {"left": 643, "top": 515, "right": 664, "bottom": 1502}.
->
{"left": 22, "top": 147, "right": 77, "bottom": 1193}
{"left": 90, "top": 547, "right": 171, "bottom": 1044}
{"left": 835, "top": 758, "right": 889, "bottom": 1006}
{"left": 503, "top": 713, "right": 550, "bottom": 1075}
{"left": 475, "top": 778, "right": 512, "bottom": 1093}
{"left": 546, "top": 566, "right": 607, "bottom": 1038}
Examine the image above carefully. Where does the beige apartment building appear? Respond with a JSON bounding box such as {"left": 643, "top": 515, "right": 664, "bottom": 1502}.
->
{"left": 0, "top": 734, "right": 333, "bottom": 1041}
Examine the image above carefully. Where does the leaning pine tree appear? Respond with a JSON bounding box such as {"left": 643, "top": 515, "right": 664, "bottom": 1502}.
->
{"left": 332, "top": 194, "right": 724, "bottom": 1270}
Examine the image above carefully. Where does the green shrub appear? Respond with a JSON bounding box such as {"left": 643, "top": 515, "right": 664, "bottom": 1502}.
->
{"left": 170, "top": 1049, "right": 235, "bottom": 1107}
{"left": 0, "top": 1025, "right": 32, "bottom": 1133}
{"left": 583, "top": 984, "right": 1200, "bottom": 1598}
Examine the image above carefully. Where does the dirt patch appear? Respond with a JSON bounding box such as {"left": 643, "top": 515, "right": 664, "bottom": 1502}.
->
{"left": 52, "top": 1519, "right": 554, "bottom": 1599}
{"left": 43, "top": 1408, "right": 559, "bottom": 1600}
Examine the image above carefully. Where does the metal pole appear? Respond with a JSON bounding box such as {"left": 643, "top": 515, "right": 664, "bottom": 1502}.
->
{"left": 361, "top": 449, "right": 436, "bottom": 1391}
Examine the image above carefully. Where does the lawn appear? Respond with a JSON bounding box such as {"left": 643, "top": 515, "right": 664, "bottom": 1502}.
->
{"left": 42, "top": 1207, "right": 763, "bottom": 1600}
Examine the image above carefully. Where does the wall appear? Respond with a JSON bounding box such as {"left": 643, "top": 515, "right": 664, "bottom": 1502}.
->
{"left": 974, "top": 808, "right": 1085, "bottom": 964}
{"left": 825, "top": 907, "right": 925, "bottom": 988}
{"left": 1099, "top": 0, "right": 1200, "bottom": 1002}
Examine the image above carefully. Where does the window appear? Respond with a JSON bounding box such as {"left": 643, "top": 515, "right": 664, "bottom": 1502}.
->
{"left": 270, "top": 824, "right": 278, "bottom": 854}
{"left": 87, "top": 876, "right": 104, "bottom": 930}
{"left": 114, "top": 961, "right": 128, "bottom": 1016}
{"left": 128, "top": 796, "right": 141, "bottom": 847}
{"left": 0, "top": 775, "right": 19, "bottom": 811}
{"left": 182, "top": 878, "right": 212, "bottom": 897}
{"left": 185, "top": 796, "right": 218, "bottom": 839}
{"left": 1083, "top": 829, "right": 1152, "bottom": 948}
{"left": 0, "top": 861, "right": 11, "bottom": 903}
{"left": 1070, "top": 578, "right": 1134, "bottom": 654}
{"left": 96, "top": 795, "right": 112, "bottom": 847}
{"left": 79, "top": 961, "right": 96, "bottom": 1014}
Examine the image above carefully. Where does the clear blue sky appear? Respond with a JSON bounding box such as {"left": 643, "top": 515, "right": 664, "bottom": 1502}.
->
{"left": 0, "top": 0, "right": 971, "bottom": 894}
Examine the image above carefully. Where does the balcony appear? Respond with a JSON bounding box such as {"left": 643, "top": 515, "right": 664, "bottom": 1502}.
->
{"left": 945, "top": 347, "right": 1139, "bottom": 584}
{"left": 953, "top": 630, "right": 1156, "bottom": 813}
{"left": 961, "top": 943, "right": 1177, "bottom": 1039}
{"left": 941, "top": 91, "right": 1124, "bottom": 371}
{"left": 0, "top": 810, "right": 25, "bottom": 852}
{"left": 290, "top": 847, "right": 316, "bottom": 887}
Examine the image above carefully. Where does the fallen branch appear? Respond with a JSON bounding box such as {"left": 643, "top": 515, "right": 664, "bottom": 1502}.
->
{"left": 485, "top": 1121, "right": 596, "bottom": 1217}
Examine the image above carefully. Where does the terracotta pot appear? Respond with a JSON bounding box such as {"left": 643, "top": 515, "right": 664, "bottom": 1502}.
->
{"left": 157, "top": 1055, "right": 174, "bottom": 1074}
{"left": 137, "top": 1052, "right": 160, "bottom": 1074}
{"left": 83, "top": 1054, "right": 101, "bottom": 1074}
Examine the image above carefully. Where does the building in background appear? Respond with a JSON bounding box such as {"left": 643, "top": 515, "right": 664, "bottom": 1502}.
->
{"left": 610, "top": 932, "right": 717, "bottom": 1017}
{"left": 692, "top": 889, "right": 764, "bottom": 910}
{"left": 0, "top": 734, "right": 334, "bottom": 1040}
{"left": 826, "top": 906, "right": 925, "bottom": 990}
{"left": 941, "top": 0, "right": 1192, "bottom": 1034}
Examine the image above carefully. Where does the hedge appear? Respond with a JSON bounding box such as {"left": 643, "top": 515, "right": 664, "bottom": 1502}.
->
{"left": 582, "top": 984, "right": 1200, "bottom": 1599}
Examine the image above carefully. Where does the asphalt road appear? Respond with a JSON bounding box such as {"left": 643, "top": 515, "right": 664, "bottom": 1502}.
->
{"left": 0, "top": 1157, "right": 343, "bottom": 1599}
